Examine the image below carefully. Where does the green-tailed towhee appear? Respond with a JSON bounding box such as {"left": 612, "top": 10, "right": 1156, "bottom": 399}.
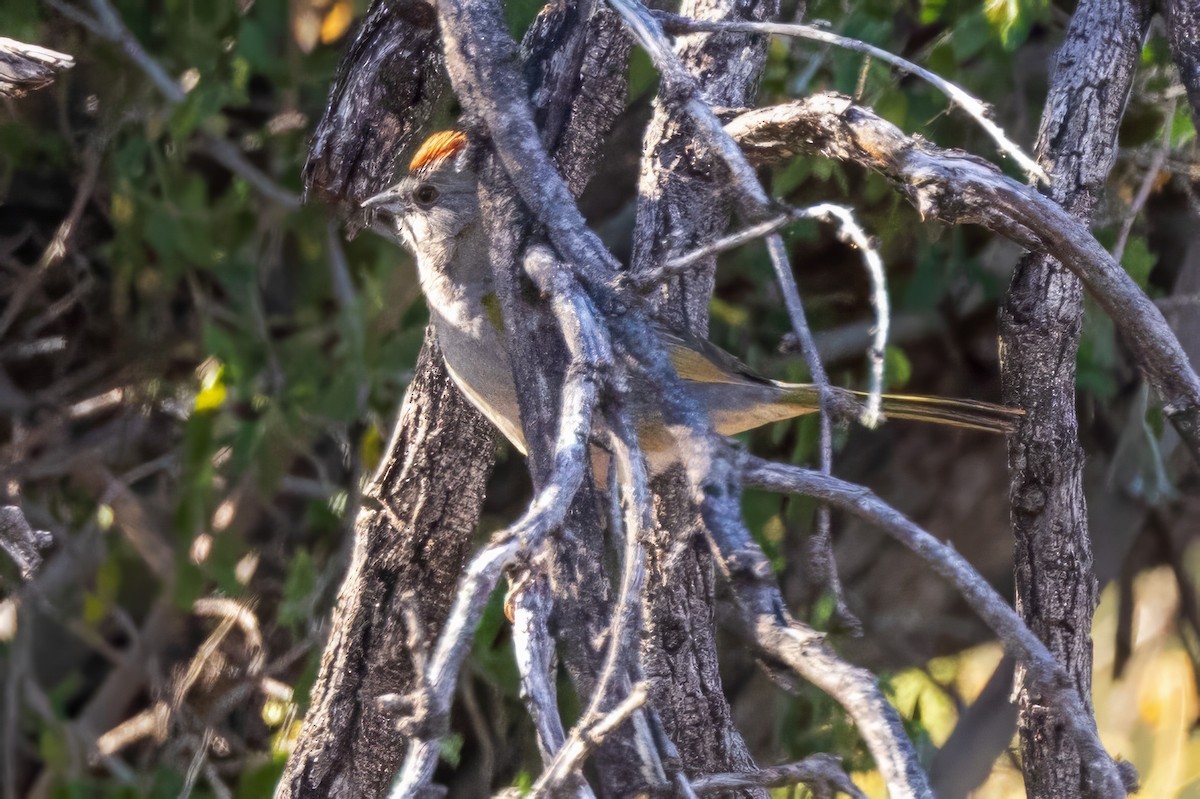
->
{"left": 363, "top": 130, "right": 1019, "bottom": 471}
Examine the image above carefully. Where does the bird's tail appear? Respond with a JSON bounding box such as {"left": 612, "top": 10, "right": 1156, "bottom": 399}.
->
{"left": 778, "top": 384, "right": 1022, "bottom": 434}
{"left": 861, "top": 390, "right": 1021, "bottom": 433}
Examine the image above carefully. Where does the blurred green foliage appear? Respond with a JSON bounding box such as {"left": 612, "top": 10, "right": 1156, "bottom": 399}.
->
{"left": 0, "top": 0, "right": 1193, "bottom": 795}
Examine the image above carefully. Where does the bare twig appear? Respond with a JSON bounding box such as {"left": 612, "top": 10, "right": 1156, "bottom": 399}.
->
{"left": 1111, "top": 100, "right": 1174, "bottom": 264}
{"left": 528, "top": 683, "right": 650, "bottom": 796}
{"left": 0, "top": 151, "right": 101, "bottom": 339}
{"left": 652, "top": 10, "right": 1047, "bottom": 182}
{"left": 508, "top": 567, "right": 576, "bottom": 776}
{"left": 793, "top": 205, "right": 889, "bottom": 427}
{"left": 634, "top": 213, "right": 794, "bottom": 288}
{"left": 634, "top": 202, "right": 890, "bottom": 425}
{"left": 691, "top": 753, "right": 866, "bottom": 797}
{"left": 0, "top": 506, "right": 52, "bottom": 581}
{"left": 531, "top": 395, "right": 657, "bottom": 797}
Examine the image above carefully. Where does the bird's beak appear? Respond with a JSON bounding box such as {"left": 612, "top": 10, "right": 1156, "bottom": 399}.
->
{"left": 361, "top": 186, "right": 406, "bottom": 212}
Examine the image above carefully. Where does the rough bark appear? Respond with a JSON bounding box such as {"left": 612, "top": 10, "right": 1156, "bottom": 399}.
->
{"left": 630, "top": 0, "right": 779, "bottom": 788}
{"left": 997, "top": 2, "right": 1151, "bottom": 796}
{"left": 1162, "top": 0, "right": 1200, "bottom": 132}
{"left": 301, "top": 0, "right": 445, "bottom": 228}
{"left": 0, "top": 37, "right": 74, "bottom": 98}
{"left": 277, "top": 5, "right": 497, "bottom": 796}
{"left": 276, "top": 333, "right": 495, "bottom": 798}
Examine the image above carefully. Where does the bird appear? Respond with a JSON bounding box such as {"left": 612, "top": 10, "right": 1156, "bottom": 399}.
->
{"left": 363, "top": 130, "right": 1020, "bottom": 471}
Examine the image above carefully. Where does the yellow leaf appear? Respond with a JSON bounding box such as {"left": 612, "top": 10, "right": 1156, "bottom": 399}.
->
{"left": 320, "top": 0, "right": 353, "bottom": 44}
{"left": 195, "top": 381, "right": 226, "bottom": 412}
{"left": 195, "top": 362, "right": 227, "bottom": 412}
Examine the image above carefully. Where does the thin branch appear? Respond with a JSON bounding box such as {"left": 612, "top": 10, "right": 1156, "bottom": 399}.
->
{"left": 0, "top": 506, "right": 52, "bottom": 581}
{"left": 765, "top": 231, "right": 850, "bottom": 625}
{"left": 793, "top": 205, "right": 889, "bottom": 427}
{"left": 1111, "top": 100, "right": 1174, "bottom": 264}
{"left": 528, "top": 683, "right": 650, "bottom": 796}
{"left": 530, "top": 395, "right": 657, "bottom": 797}
{"left": 0, "top": 150, "right": 101, "bottom": 339}
{"left": 509, "top": 568, "right": 595, "bottom": 796}
{"left": 652, "top": 10, "right": 1047, "bottom": 183}
{"left": 634, "top": 203, "right": 890, "bottom": 425}
{"left": 634, "top": 213, "right": 794, "bottom": 289}
{"left": 691, "top": 753, "right": 866, "bottom": 798}
{"left": 742, "top": 455, "right": 1134, "bottom": 798}
{"left": 0, "top": 37, "right": 75, "bottom": 98}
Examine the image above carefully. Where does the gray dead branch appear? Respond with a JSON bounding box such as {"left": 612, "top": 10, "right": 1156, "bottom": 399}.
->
{"left": 0, "top": 37, "right": 74, "bottom": 98}
{"left": 0, "top": 505, "right": 52, "bottom": 581}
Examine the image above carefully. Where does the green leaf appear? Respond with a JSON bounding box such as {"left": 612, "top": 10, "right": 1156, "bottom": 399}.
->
{"left": 884, "top": 345, "right": 913, "bottom": 389}
{"left": 279, "top": 548, "right": 317, "bottom": 628}
{"left": 439, "top": 733, "right": 464, "bottom": 767}
{"left": 1120, "top": 235, "right": 1155, "bottom": 290}
{"left": 951, "top": 11, "right": 992, "bottom": 61}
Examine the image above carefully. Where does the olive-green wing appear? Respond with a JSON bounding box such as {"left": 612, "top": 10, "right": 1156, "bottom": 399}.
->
{"left": 656, "top": 324, "right": 775, "bottom": 387}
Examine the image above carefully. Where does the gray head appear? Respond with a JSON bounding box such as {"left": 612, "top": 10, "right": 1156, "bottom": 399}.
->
{"left": 362, "top": 131, "right": 481, "bottom": 262}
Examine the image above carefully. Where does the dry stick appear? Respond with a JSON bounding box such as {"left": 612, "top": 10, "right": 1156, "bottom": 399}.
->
{"left": 634, "top": 213, "right": 795, "bottom": 288}
{"left": 509, "top": 567, "right": 597, "bottom": 799}
{"left": 794, "top": 205, "right": 888, "bottom": 427}
{"left": 652, "top": 10, "right": 1047, "bottom": 183}
{"left": 691, "top": 753, "right": 865, "bottom": 798}
{"left": 723, "top": 94, "right": 1200, "bottom": 465}
{"left": 530, "top": 392, "right": 657, "bottom": 797}
{"left": 432, "top": 0, "right": 932, "bottom": 794}
{"left": 742, "top": 455, "right": 1134, "bottom": 798}
{"left": 638, "top": 204, "right": 890, "bottom": 425}
{"left": 387, "top": 248, "right": 611, "bottom": 799}
{"left": 0, "top": 37, "right": 74, "bottom": 98}
{"left": 527, "top": 682, "right": 650, "bottom": 795}
{"left": 765, "top": 232, "right": 847, "bottom": 625}
{"left": 0, "top": 151, "right": 101, "bottom": 339}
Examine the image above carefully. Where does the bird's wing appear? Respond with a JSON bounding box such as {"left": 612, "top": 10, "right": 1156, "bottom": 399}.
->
{"left": 655, "top": 324, "right": 776, "bottom": 387}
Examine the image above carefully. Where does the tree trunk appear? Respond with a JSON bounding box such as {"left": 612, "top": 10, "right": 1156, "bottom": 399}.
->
{"left": 631, "top": 0, "right": 781, "bottom": 789}
{"left": 999, "top": 1, "right": 1151, "bottom": 796}
{"left": 276, "top": 333, "right": 495, "bottom": 798}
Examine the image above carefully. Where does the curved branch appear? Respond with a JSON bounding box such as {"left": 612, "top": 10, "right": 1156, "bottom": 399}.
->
{"left": 724, "top": 93, "right": 1200, "bottom": 465}
{"left": 651, "top": 10, "right": 1046, "bottom": 182}
{"left": 742, "top": 455, "right": 1135, "bottom": 798}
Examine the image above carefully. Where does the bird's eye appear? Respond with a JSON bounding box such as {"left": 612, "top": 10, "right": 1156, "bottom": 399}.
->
{"left": 412, "top": 183, "right": 439, "bottom": 206}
